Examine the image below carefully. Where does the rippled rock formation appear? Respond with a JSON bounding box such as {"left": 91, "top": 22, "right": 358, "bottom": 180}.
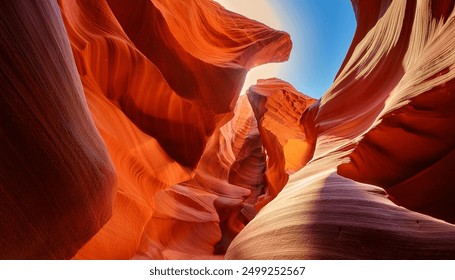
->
{"left": 61, "top": 0, "right": 291, "bottom": 260}
{"left": 227, "top": 0, "right": 455, "bottom": 259}
{"left": 247, "top": 79, "right": 316, "bottom": 210}
{"left": 2, "top": 0, "right": 455, "bottom": 259}
{"left": 0, "top": 0, "right": 290, "bottom": 259}
{"left": 0, "top": 0, "right": 116, "bottom": 259}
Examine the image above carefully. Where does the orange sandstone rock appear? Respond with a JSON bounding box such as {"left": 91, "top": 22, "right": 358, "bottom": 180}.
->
{"left": 135, "top": 96, "right": 265, "bottom": 259}
{"left": 227, "top": 0, "right": 455, "bottom": 259}
{"left": 56, "top": 0, "right": 291, "bottom": 259}
{"left": 3, "top": 0, "right": 455, "bottom": 260}
{"left": 0, "top": 0, "right": 115, "bottom": 259}
{"left": 247, "top": 78, "right": 316, "bottom": 209}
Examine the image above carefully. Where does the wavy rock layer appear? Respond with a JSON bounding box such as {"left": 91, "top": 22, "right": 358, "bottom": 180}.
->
{"left": 134, "top": 96, "right": 265, "bottom": 259}
{"left": 3, "top": 0, "right": 455, "bottom": 260}
{"left": 226, "top": 0, "right": 455, "bottom": 259}
{"left": 56, "top": 0, "right": 290, "bottom": 259}
{"left": 0, "top": 1, "right": 116, "bottom": 259}
{"left": 247, "top": 79, "right": 316, "bottom": 209}
{"left": 0, "top": 0, "right": 291, "bottom": 259}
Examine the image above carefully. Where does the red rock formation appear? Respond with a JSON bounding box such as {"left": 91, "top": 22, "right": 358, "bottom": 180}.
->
{"left": 3, "top": 0, "right": 455, "bottom": 260}
{"left": 56, "top": 0, "right": 290, "bottom": 259}
{"left": 337, "top": 0, "right": 455, "bottom": 223}
{"left": 227, "top": 0, "right": 455, "bottom": 259}
{"left": 135, "top": 96, "right": 265, "bottom": 259}
{"left": 247, "top": 79, "right": 316, "bottom": 209}
{"left": 0, "top": 0, "right": 291, "bottom": 259}
{"left": 61, "top": 0, "right": 291, "bottom": 169}
{"left": 0, "top": 1, "right": 115, "bottom": 259}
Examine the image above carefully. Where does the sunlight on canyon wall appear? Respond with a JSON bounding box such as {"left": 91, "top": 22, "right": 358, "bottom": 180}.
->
{"left": 1, "top": 0, "right": 455, "bottom": 259}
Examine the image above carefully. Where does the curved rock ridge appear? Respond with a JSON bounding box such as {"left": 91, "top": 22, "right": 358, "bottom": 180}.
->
{"left": 0, "top": 0, "right": 291, "bottom": 259}
{"left": 337, "top": 0, "right": 455, "bottom": 223}
{"left": 134, "top": 96, "right": 265, "bottom": 259}
{"left": 60, "top": 0, "right": 291, "bottom": 169}
{"left": 246, "top": 79, "right": 317, "bottom": 209}
{"left": 0, "top": 1, "right": 116, "bottom": 259}
{"left": 54, "top": 0, "right": 291, "bottom": 259}
{"left": 227, "top": 0, "right": 455, "bottom": 259}
{"left": 3, "top": 0, "right": 455, "bottom": 260}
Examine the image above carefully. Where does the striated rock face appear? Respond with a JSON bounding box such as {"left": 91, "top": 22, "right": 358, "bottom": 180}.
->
{"left": 2, "top": 0, "right": 455, "bottom": 260}
{"left": 0, "top": 0, "right": 116, "bottom": 259}
{"left": 134, "top": 96, "right": 266, "bottom": 259}
{"left": 0, "top": 0, "right": 291, "bottom": 259}
{"left": 226, "top": 0, "right": 455, "bottom": 259}
{"left": 61, "top": 0, "right": 291, "bottom": 170}
{"left": 247, "top": 79, "right": 316, "bottom": 209}
{"left": 60, "top": 0, "right": 289, "bottom": 259}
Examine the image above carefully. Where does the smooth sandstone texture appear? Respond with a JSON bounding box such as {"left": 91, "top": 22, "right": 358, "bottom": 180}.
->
{"left": 57, "top": 0, "right": 291, "bottom": 259}
{"left": 1, "top": 0, "right": 291, "bottom": 259}
{"left": 135, "top": 96, "right": 266, "bottom": 259}
{"left": 247, "top": 79, "right": 316, "bottom": 210}
{"left": 2, "top": 0, "right": 455, "bottom": 260}
{"left": 0, "top": 0, "right": 116, "bottom": 259}
{"left": 226, "top": 0, "right": 455, "bottom": 259}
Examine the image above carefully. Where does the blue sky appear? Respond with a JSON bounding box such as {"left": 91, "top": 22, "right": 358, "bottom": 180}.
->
{"left": 214, "top": 0, "right": 356, "bottom": 99}
{"left": 271, "top": 0, "right": 356, "bottom": 98}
